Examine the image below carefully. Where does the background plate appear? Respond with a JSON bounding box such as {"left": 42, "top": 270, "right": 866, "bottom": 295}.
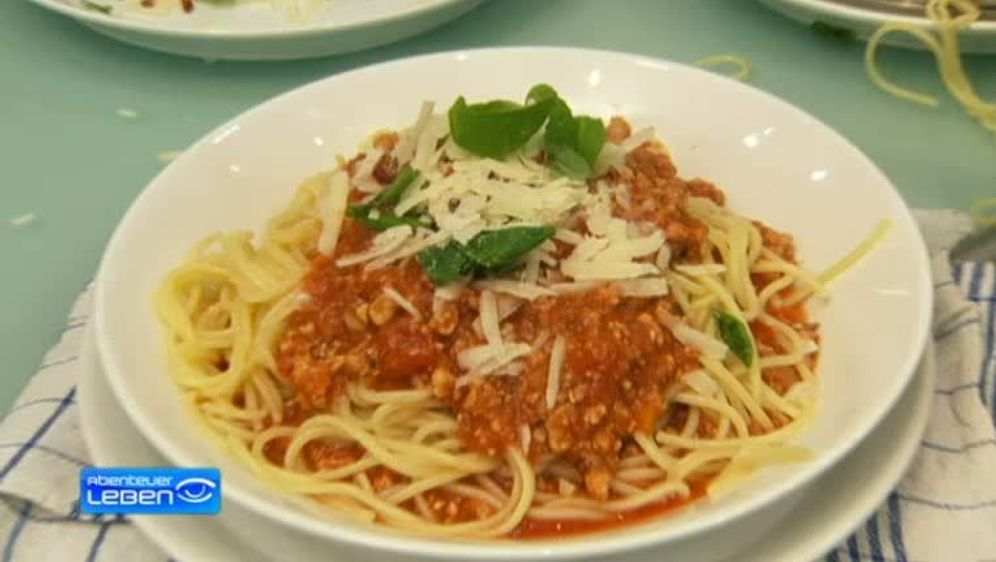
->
{"left": 24, "top": 0, "right": 482, "bottom": 60}
{"left": 761, "top": 0, "right": 996, "bottom": 53}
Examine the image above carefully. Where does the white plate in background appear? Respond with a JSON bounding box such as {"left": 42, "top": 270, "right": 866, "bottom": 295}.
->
{"left": 79, "top": 327, "right": 937, "bottom": 561}
{"left": 761, "top": 0, "right": 996, "bottom": 53}
{"left": 25, "top": 0, "right": 482, "bottom": 60}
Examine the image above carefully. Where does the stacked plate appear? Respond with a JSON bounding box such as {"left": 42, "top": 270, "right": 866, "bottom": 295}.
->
{"left": 82, "top": 48, "right": 934, "bottom": 561}
{"left": 762, "top": 0, "right": 996, "bottom": 53}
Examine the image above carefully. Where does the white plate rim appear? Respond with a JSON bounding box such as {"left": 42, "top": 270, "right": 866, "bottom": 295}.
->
{"left": 25, "top": 0, "right": 478, "bottom": 39}
{"left": 766, "top": 0, "right": 996, "bottom": 33}
{"left": 92, "top": 46, "right": 934, "bottom": 560}
{"left": 79, "top": 325, "right": 937, "bottom": 562}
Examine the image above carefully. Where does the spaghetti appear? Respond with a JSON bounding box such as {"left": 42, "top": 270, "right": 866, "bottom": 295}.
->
{"left": 865, "top": 0, "right": 996, "bottom": 133}
{"left": 155, "top": 88, "right": 884, "bottom": 539}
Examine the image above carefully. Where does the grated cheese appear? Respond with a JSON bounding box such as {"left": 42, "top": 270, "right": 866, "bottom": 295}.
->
{"left": 393, "top": 101, "right": 434, "bottom": 165}
{"left": 545, "top": 335, "right": 566, "bottom": 410}
{"left": 317, "top": 171, "right": 351, "bottom": 256}
{"left": 351, "top": 148, "right": 385, "bottom": 193}
{"left": 478, "top": 290, "right": 503, "bottom": 347}
{"left": 383, "top": 288, "right": 422, "bottom": 321}
{"left": 475, "top": 280, "right": 555, "bottom": 300}
{"left": 457, "top": 342, "right": 532, "bottom": 376}
{"left": 655, "top": 245, "right": 672, "bottom": 270}
{"left": 684, "top": 369, "right": 719, "bottom": 396}
{"left": 336, "top": 225, "right": 413, "bottom": 266}
{"left": 803, "top": 339, "right": 820, "bottom": 355}
{"left": 615, "top": 278, "right": 669, "bottom": 297}
{"left": 520, "top": 424, "right": 532, "bottom": 454}
{"left": 670, "top": 322, "right": 729, "bottom": 359}
{"left": 554, "top": 228, "right": 585, "bottom": 245}
{"left": 548, "top": 281, "right": 599, "bottom": 294}
{"left": 560, "top": 193, "right": 666, "bottom": 281}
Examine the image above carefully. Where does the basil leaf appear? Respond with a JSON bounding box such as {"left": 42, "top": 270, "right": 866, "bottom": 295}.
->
{"left": 349, "top": 164, "right": 419, "bottom": 217}
{"left": 354, "top": 213, "right": 425, "bottom": 232}
{"left": 547, "top": 143, "right": 592, "bottom": 179}
{"left": 462, "top": 226, "right": 555, "bottom": 269}
{"left": 448, "top": 96, "right": 552, "bottom": 159}
{"left": 526, "top": 84, "right": 559, "bottom": 105}
{"left": 83, "top": 0, "right": 112, "bottom": 13}
{"left": 544, "top": 98, "right": 576, "bottom": 148}
{"left": 714, "top": 310, "right": 755, "bottom": 367}
{"left": 347, "top": 165, "right": 424, "bottom": 231}
{"left": 575, "top": 116, "right": 606, "bottom": 166}
{"left": 534, "top": 88, "right": 605, "bottom": 179}
{"left": 418, "top": 243, "right": 477, "bottom": 285}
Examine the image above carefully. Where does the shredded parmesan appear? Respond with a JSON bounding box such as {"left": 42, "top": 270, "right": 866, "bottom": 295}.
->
{"left": 558, "top": 478, "right": 578, "bottom": 496}
{"left": 351, "top": 149, "right": 385, "bottom": 193}
{"left": 684, "top": 370, "right": 719, "bottom": 396}
{"left": 457, "top": 342, "right": 532, "bottom": 376}
{"left": 393, "top": 101, "right": 435, "bottom": 165}
{"left": 434, "top": 283, "right": 465, "bottom": 302}
{"left": 336, "top": 225, "right": 413, "bottom": 266}
{"left": 478, "top": 290, "right": 503, "bottom": 347}
{"left": 383, "top": 288, "right": 422, "bottom": 321}
{"left": 475, "top": 280, "right": 555, "bottom": 300}
{"left": 615, "top": 278, "right": 669, "bottom": 297}
{"left": 317, "top": 171, "right": 351, "bottom": 256}
{"left": 560, "top": 193, "right": 665, "bottom": 281}
{"left": 554, "top": 228, "right": 585, "bottom": 245}
{"left": 655, "top": 245, "right": 672, "bottom": 270}
{"left": 670, "top": 323, "right": 729, "bottom": 359}
{"left": 519, "top": 424, "right": 532, "bottom": 453}
{"left": 803, "top": 339, "right": 820, "bottom": 355}
{"left": 545, "top": 335, "right": 566, "bottom": 410}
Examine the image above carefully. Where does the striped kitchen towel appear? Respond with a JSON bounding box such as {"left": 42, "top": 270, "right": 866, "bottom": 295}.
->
{"left": 0, "top": 210, "right": 993, "bottom": 562}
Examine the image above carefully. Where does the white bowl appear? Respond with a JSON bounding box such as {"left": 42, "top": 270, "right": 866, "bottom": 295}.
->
{"left": 26, "top": 0, "right": 482, "bottom": 60}
{"left": 94, "top": 47, "right": 932, "bottom": 560}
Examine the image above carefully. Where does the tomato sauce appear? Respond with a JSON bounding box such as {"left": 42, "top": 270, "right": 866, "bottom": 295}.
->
{"left": 512, "top": 483, "right": 708, "bottom": 539}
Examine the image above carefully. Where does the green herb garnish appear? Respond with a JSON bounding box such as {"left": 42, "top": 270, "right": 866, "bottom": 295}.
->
{"left": 461, "top": 226, "right": 556, "bottom": 269}
{"left": 714, "top": 310, "right": 755, "bottom": 367}
{"left": 811, "top": 21, "right": 856, "bottom": 42}
{"left": 82, "top": 0, "right": 112, "bottom": 13}
{"left": 527, "top": 84, "right": 606, "bottom": 179}
{"left": 418, "top": 226, "right": 555, "bottom": 285}
{"left": 347, "top": 165, "right": 423, "bottom": 231}
{"left": 418, "top": 243, "right": 478, "bottom": 285}
{"left": 448, "top": 97, "right": 553, "bottom": 159}
{"left": 448, "top": 84, "right": 605, "bottom": 177}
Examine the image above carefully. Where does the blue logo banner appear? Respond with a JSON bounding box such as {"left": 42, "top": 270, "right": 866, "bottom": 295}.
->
{"left": 80, "top": 467, "right": 221, "bottom": 515}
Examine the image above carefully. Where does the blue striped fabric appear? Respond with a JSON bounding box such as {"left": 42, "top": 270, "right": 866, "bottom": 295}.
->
{"left": 0, "top": 259, "right": 992, "bottom": 561}
{"left": 827, "top": 261, "right": 996, "bottom": 562}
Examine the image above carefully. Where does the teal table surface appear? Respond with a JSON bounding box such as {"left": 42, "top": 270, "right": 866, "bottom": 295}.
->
{"left": 1, "top": 0, "right": 994, "bottom": 413}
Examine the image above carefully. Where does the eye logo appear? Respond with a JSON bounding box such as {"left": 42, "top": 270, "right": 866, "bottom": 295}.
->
{"left": 174, "top": 477, "right": 217, "bottom": 504}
